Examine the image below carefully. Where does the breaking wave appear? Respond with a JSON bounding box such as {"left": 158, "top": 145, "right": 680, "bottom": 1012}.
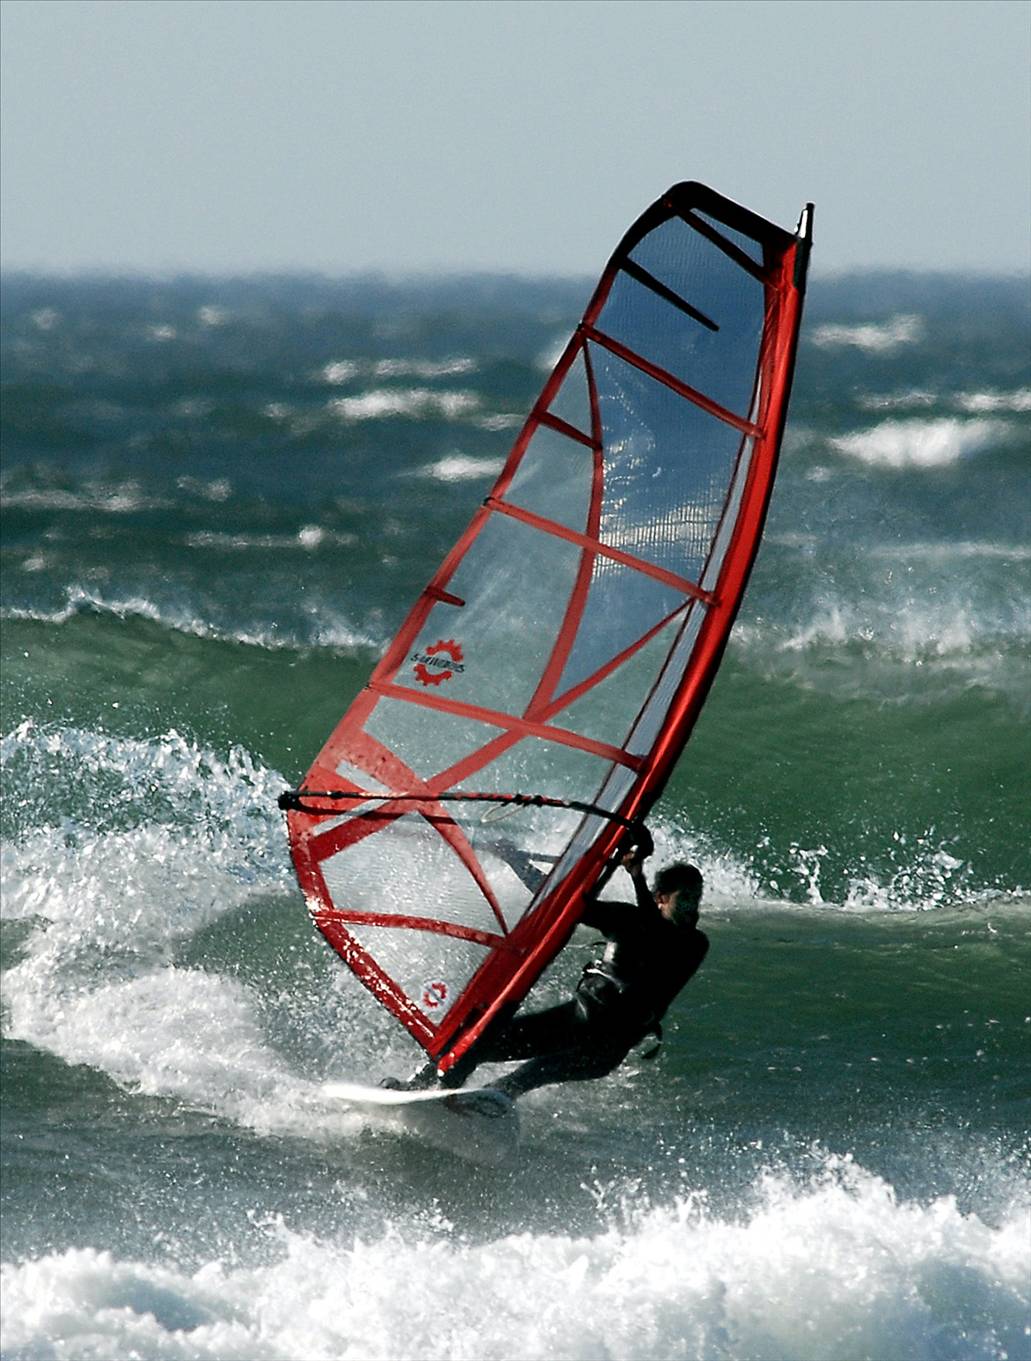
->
{"left": 2, "top": 1160, "right": 1026, "bottom": 1361}
{"left": 1, "top": 587, "right": 376, "bottom": 653}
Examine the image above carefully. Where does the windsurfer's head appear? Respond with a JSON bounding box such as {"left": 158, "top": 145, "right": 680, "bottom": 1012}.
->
{"left": 653, "top": 862, "right": 702, "bottom": 926}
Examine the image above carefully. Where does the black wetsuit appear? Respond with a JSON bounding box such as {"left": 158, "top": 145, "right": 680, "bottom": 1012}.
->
{"left": 447, "top": 880, "right": 709, "bottom": 1099}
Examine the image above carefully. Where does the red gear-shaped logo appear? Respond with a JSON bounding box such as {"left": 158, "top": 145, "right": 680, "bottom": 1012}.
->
{"left": 421, "top": 980, "right": 448, "bottom": 1010}
{"left": 413, "top": 638, "right": 464, "bottom": 687}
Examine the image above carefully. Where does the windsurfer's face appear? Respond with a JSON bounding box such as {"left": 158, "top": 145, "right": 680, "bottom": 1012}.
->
{"left": 656, "top": 890, "right": 679, "bottom": 920}
{"left": 656, "top": 888, "right": 700, "bottom": 925}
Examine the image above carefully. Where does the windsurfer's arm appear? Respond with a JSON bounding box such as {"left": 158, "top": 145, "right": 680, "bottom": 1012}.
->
{"left": 620, "top": 823, "right": 655, "bottom": 912}
{"left": 624, "top": 856, "right": 656, "bottom": 913}
{"left": 581, "top": 826, "right": 656, "bottom": 930}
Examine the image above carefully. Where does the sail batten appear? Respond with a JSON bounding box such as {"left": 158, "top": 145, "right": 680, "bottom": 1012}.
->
{"left": 284, "top": 181, "right": 812, "bottom": 1070}
{"left": 485, "top": 497, "right": 716, "bottom": 600}
{"left": 582, "top": 325, "right": 763, "bottom": 436}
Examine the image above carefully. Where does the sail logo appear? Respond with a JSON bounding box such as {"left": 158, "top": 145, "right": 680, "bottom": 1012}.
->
{"left": 412, "top": 638, "right": 465, "bottom": 687}
{"left": 421, "top": 980, "right": 448, "bottom": 1010}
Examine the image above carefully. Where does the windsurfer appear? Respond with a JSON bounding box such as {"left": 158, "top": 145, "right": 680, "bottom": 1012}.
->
{"left": 388, "top": 830, "right": 709, "bottom": 1102}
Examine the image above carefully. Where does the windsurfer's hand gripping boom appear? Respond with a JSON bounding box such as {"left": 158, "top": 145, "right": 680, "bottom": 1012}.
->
{"left": 617, "top": 822, "right": 654, "bottom": 880}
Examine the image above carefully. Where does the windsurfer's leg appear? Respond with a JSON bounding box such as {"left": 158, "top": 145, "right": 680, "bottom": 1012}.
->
{"left": 390, "top": 999, "right": 585, "bottom": 1092}
{"left": 493, "top": 1039, "right": 628, "bottom": 1100}
{"left": 473, "top": 1001, "right": 582, "bottom": 1063}
{"left": 436, "top": 1001, "right": 582, "bottom": 1090}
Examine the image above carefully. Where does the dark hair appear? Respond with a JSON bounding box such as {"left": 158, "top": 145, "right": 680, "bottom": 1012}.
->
{"left": 653, "top": 862, "right": 703, "bottom": 899}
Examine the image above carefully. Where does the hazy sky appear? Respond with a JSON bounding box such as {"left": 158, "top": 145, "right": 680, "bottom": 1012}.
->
{"left": 2, "top": 0, "right": 1029, "bottom": 275}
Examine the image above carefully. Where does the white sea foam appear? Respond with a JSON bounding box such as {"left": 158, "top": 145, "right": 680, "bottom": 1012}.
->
{"left": 957, "top": 387, "right": 1031, "bottom": 413}
{"left": 183, "top": 526, "right": 355, "bottom": 551}
{"left": 856, "top": 387, "right": 1031, "bottom": 415}
{"left": 1, "top": 585, "right": 377, "bottom": 653}
{"left": 475, "top": 412, "right": 524, "bottom": 431}
{"left": 318, "top": 357, "right": 477, "bottom": 385}
{"left": 732, "top": 583, "right": 1031, "bottom": 721}
{"left": 830, "top": 417, "right": 1004, "bottom": 468}
{"left": 2, "top": 1160, "right": 1026, "bottom": 1361}
{"left": 856, "top": 388, "right": 938, "bottom": 412}
{"left": 174, "top": 476, "right": 231, "bottom": 501}
{"left": 765, "top": 593, "right": 1030, "bottom": 664}
{"left": 414, "top": 454, "right": 505, "bottom": 483}
{"left": 372, "top": 357, "right": 477, "bottom": 379}
{"left": 326, "top": 388, "right": 479, "bottom": 421}
{"left": 3, "top": 588, "right": 202, "bottom": 633}
{"left": 0, "top": 479, "right": 173, "bottom": 514}
{"left": 319, "top": 359, "right": 360, "bottom": 384}
{"left": 869, "top": 539, "right": 1031, "bottom": 563}
{"left": 0, "top": 724, "right": 330, "bottom": 1135}
{"left": 810, "top": 314, "right": 924, "bottom": 352}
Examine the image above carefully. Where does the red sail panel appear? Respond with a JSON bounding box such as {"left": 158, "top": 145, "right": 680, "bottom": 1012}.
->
{"left": 285, "top": 182, "right": 813, "bottom": 1071}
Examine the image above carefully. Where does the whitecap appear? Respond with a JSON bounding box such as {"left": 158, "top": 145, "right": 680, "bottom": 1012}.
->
{"left": 856, "top": 388, "right": 938, "bottom": 411}
{"left": 956, "top": 388, "right": 1031, "bottom": 413}
{"left": 2, "top": 1159, "right": 1026, "bottom": 1361}
{"left": 183, "top": 526, "right": 354, "bottom": 551}
{"left": 0, "top": 586, "right": 377, "bottom": 653}
{"left": 475, "top": 412, "right": 524, "bottom": 432}
{"left": 810, "top": 314, "right": 924, "bottom": 352}
{"left": 830, "top": 417, "right": 1004, "bottom": 468}
{"left": 414, "top": 454, "right": 504, "bottom": 483}
{"left": 372, "top": 357, "right": 476, "bottom": 379}
{"left": 326, "top": 388, "right": 479, "bottom": 421}
{"left": 319, "top": 360, "right": 359, "bottom": 384}
{"left": 0, "top": 479, "right": 172, "bottom": 514}
{"left": 869, "top": 540, "right": 1031, "bottom": 563}
{"left": 175, "top": 475, "right": 231, "bottom": 501}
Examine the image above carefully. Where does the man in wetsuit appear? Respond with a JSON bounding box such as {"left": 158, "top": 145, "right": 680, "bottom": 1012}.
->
{"left": 390, "top": 831, "right": 708, "bottom": 1101}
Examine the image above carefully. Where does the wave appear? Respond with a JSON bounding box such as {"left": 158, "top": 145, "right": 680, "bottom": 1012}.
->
{"left": 856, "top": 387, "right": 1031, "bottom": 415}
{"left": 775, "top": 602, "right": 1027, "bottom": 661}
{"left": 182, "top": 526, "right": 356, "bottom": 551}
{"left": 0, "top": 479, "right": 173, "bottom": 515}
{"left": 0, "top": 723, "right": 315, "bottom": 1125}
{"left": 326, "top": 388, "right": 480, "bottom": 421}
{"left": 868, "top": 539, "right": 1031, "bottom": 563}
{"left": 737, "top": 587, "right": 1029, "bottom": 663}
{"left": 729, "top": 587, "right": 1031, "bottom": 734}
{"left": 319, "top": 357, "right": 477, "bottom": 384}
{"left": 2, "top": 1158, "right": 1026, "bottom": 1361}
{"left": 809, "top": 314, "right": 924, "bottom": 352}
{"left": 411, "top": 454, "right": 505, "bottom": 483}
{"left": 658, "top": 816, "right": 1017, "bottom": 913}
{"left": 0, "top": 586, "right": 377, "bottom": 653}
{"left": 956, "top": 388, "right": 1031, "bottom": 413}
{"left": 856, "top": 388, "right": 938, "bottom": 411}
{"left": 829, "top": 417, "right": 1006, "bottom": 468}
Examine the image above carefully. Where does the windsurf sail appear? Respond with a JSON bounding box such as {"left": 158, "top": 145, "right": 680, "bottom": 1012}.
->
{"left": 282, "top": 181, "right": 813, "bottom": 1073}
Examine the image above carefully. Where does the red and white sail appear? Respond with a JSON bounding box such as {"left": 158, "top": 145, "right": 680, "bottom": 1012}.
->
{"left": 284, "top": 182, "right": 813, "bottom": 1071}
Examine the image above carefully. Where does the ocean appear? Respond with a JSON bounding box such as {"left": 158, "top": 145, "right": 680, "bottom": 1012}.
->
{"left": 1, "top": 269, "right": 1028, "bottom": 1361}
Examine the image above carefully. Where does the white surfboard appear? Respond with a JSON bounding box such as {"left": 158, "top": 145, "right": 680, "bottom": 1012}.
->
{"left": 322, "top": 1081, "right": 519, "bottom": 1167}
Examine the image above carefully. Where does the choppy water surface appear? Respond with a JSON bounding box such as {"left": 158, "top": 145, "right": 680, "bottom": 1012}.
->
{"left": 2, "top": 272, "right": 1029, "bottom": 1360}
